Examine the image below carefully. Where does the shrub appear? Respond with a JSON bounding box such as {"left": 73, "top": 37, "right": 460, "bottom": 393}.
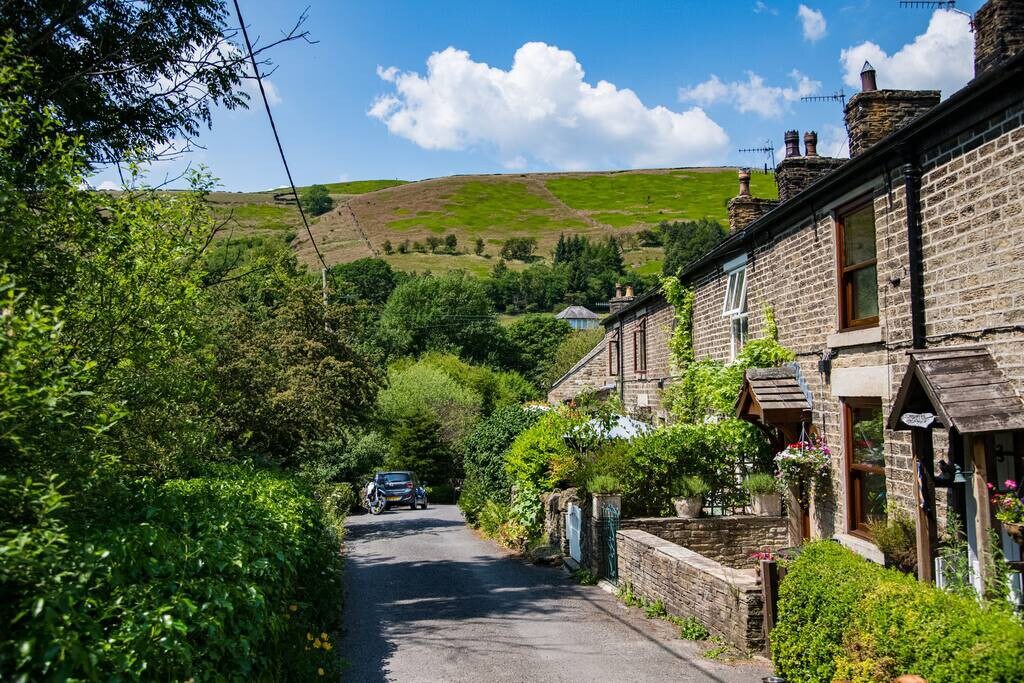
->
{"left": 588, "top": 473, "right": 621, "bottom": 494}
{"left": 478, "top": 499, "right": 511, "bottom": 538}
{"left": 500, "top": 236, "right": 537, "bottom": 261}
{"left": 460, "top": 405, "right": 540, "bottom": 524}
{"left": 866, "top": 504, "right": 917, "bottom": 574}
{"left": 742, "top": 472, "right": 778, "bottom": 496}
{"left": 671, "top": 475, "right": 709, "bottom": 498}
{"left": 301, "top": 184, "right": 333, "bottom": 216}
{"left": 0, "top": 467, "right": 345, "bottom": 681}
{"left": 678, "top": 616, "right": 710, "bottom": 641}
{"left": 426, "top": 483, "right": 455, "bottom": 504}
{"left": 773, "top": 541, "right": 1024, "bottom": 683}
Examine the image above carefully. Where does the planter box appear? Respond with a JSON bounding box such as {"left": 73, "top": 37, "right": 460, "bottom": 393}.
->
{"left": 751, "top": 493, "right": 781, "bottom": 517}
{"left": 672, "top": 496, "right": 701, "bottom": 518}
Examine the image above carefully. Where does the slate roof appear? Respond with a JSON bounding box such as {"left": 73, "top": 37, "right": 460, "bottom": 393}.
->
{"left": 556, "top": 305, "right": 599, "bottom": 320}
{"left": 888, "top": 346, "right": 1024, "bottom": 435}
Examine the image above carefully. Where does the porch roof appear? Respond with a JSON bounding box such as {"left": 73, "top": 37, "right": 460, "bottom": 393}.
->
{"left": 887, "top": 346, "right": 1024, "bottom": 434}
{"left": 735, "top": 366, "right": 812, "bottom": 425}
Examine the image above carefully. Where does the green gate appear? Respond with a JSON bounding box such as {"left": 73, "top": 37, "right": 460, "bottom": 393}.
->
{"left": 603, "top": 503, "right": 620, "bottom": 580}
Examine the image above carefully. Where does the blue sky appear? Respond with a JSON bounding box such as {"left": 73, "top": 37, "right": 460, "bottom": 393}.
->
{"left": 92, "top": 0, "right": 982, "bottom": 191}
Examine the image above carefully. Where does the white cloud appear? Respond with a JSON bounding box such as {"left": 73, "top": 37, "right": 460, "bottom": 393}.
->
{"left": 840, "top": 9, "right": 973, "bottom": 98}
{"left": 818, "top": 123, "right": 850, "bottom": 159}
{"left": 798, "top": 5, "right": 827, "bottom": 42}
{"left": 754, "top": 1, "right": 778, "bottom": 15}
{"left": 679, "top": 70, "right": 820, "bottom": 119}
{"left": 97, "top": 179, "right": 120, "bottom": 191}
{"left": 368, "top": 42, "right": 729, "bottom": 170}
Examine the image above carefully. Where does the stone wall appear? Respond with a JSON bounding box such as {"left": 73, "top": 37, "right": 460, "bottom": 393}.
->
{"left": 619, "top": 515, "right": 788, "bottom": 569}
{"left": 547, "top": 331, "right": 611, "bottom": 404}
{"left": 617, "top": 294, "right": 675, "bottom": 421}
{"left": 617, "top": 530, "right": 766, "bottom": 652}
{"left": 727, "top": 196, "right": 778, "bottom": 232}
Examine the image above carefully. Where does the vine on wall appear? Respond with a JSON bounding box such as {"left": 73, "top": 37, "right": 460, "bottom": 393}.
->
{"left": 661, "top": 276, "right": 694, "bottom": 371}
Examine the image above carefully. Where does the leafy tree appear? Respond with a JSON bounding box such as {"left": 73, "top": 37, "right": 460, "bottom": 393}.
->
{"left": 398, "top": 239, "right": 410, "bottom": 254}
{"left": 381, "top": 271, "right": 502, "bottom": 361}
{"left": 426, "top": 235, "right": 443, "bottom": 253}
{"left": 460, "top": 405, "right": 541, "bottom": 523}
{"left": 444, "top": 233, "right": 458, "bottom": 253}
{"left": 501, "top": 236, "right": 537, "bottom": 261}
{"left": 377, "top": 359, "right": 482, "bottom": 448}
{"left": 413, "top": 240, "right": 426, "bottom": 253}
{"left": 301, "top": 184, "right": 333, "bottom": 216}
{"left": 331, "top": 257, "right": 399, "bottom": 306}
{"left": 661, "top": 218, "right": 727, "bottom": 276}
{"left": 0, "top": 0, "right": 310, "bottom": 164}
{"left": 382, "top": 239, "right": 394, "bottom": 254}
{"left": 502, "top": 314, "right": 573, "bottom": 387}
{"left": 474, "top": 237, "right": 485, "bottom": 255}
{"left": 385, "top": 408, "right": 454, "bottom": 484}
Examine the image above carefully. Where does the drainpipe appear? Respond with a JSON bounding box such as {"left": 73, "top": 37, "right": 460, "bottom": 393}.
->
{"left": 902, "top": 160, "right": 926, "bottom": 350}
{"left": 617, "top": 319, "right": 625, "bottom": 403}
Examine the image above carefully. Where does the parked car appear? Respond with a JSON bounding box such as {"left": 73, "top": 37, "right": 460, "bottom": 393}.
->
{"left": 374, "top": 471, "right": 427, "bottom": 510}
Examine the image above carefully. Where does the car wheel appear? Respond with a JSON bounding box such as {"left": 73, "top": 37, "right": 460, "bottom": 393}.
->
{"left": 409, "top": 502, "right": 417, "bottom": 510}
{"left": 420, "top": 503, "right": 428, "bottom": 510}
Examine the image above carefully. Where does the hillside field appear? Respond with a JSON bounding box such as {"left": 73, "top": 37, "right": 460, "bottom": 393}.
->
{"left": 206, "top": 168, "right": 777, "bottom": 274}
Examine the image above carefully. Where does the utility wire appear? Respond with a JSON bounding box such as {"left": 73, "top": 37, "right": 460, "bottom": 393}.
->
{"left": 232, "top": 0, "right": 328, "bottom": 272}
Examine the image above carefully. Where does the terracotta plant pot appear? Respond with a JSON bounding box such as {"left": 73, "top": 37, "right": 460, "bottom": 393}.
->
{"left": 1002, "top": 521, "right": 1024, "bottom": 546}
{"left": 751, "top": 492, "right": 781, "bottom": 517}
{"left": 673, "top": 496, "right": 702, "bottom": 518}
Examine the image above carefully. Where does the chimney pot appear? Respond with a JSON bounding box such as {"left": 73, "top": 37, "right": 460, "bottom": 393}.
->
{"left": 625, "top": 285, "right": 635, "bottom": 298}
{"left": 737, "top": 168, "right": 751, "bottom": 197}
{"left": 614, "top": 283, "right": 623, "bottom": 298}
{"left": 804, "top": 131, "right": 818, "bottom": 157}
{"left": 860, "top": 61, "right": 877, "bottom": 92}
{"left": 784, "top": 130, "right": 800, "bottom": 158}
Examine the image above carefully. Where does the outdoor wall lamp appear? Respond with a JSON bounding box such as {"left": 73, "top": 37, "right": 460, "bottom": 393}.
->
{"left": 934, "top": 459, "right": 973, "bottom": 487}
{"left": 951, "top": 463, "right": 975, "bottom": 485}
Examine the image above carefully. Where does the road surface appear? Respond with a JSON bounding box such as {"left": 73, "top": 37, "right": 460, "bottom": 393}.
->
{"left": 341, "top": 504, "right": 769, "bottom": 682}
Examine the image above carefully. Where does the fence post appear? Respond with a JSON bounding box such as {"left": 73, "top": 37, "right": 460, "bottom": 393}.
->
{"left": 761, "top": 559, "right": 781, "bottom": 651}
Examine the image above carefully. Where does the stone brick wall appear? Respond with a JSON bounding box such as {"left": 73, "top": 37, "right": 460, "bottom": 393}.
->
{"left": 617, "top": 530, "right": 766, "bottom": 652}
{"left": 547, "top": 330, "right": 613, "bottom": 404}
{"left": 775, "top": 156, "right": 847, "bottom": 203}
{"left": 844, "top": 89, "right": 940, "bottom": 157}
{"left": 975, "top": 0, "right": 1024, "bottom": 78}
{"left": 619, "top": 515, "right": 788, "bottom": 569}
{"left": 617, "top": 295, "right": 675, "bottom": 420}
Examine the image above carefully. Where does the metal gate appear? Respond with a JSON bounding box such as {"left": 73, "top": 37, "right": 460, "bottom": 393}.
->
{"left": 603, "top": 503, "right": 620, "bottom": 580}
{"left": 567, "top": 503, "right": 582, "bottom": 563}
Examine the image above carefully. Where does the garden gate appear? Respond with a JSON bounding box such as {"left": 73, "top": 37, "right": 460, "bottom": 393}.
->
{"left": 567, "top": 503, "right": 582, "bottom": 563}
{"left": 603, "top": 504, "right": 620, "bottom": 580}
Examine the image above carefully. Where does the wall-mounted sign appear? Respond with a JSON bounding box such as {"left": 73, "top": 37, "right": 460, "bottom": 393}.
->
{"left": 901, "top": 412, "right": 937, "bottom": 429}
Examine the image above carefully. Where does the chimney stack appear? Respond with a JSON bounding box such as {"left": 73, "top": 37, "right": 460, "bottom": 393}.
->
{"left": 974, "top": 0, "right": 1024, "bottom": 78}
{"left": 738, "top": 168, "right": 751, "bottom": 197}
{"left": 608, "top": 282, "right": 636, "bottom": 314}
{"left": 843, "top": 64, "right": 939, "bottom": 157}
{"left": 804, "top": 131, "right": 819, "bottom": 158}
{"left": 784, "top": 130, "right": 801, "bottom": 158}
{"left": 860, "top": 61, "right": 878, "bottom": 92}
{"left": 727, "top": 167, "right": 779, "bottom": 232}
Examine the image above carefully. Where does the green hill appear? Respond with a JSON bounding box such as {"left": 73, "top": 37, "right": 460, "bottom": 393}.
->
{"left": 207, "top": 168, "right": 777, "bottom": 274}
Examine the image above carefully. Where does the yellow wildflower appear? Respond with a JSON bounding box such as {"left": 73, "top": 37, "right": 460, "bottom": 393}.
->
{"left": 306, "top": 633, "right": 313, "bottom": 641}
{"left": 323, "top": 642, "right": 332, "bottom": 651}
{"left": 320, "top": 632, "right": 329, "bottom": 640}
{"left": 289, "top": 604, "right": 298, "bottom": 612}
{"left": 314, "top": 639, "right": 322, "bottom": 649}
{"left": 318, "top": 668, "right": 325, "bottom": 676}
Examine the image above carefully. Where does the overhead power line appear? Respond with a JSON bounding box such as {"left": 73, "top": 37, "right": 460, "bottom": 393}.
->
{"left": 231, "top": 0, "right": 328, "bottom": 272}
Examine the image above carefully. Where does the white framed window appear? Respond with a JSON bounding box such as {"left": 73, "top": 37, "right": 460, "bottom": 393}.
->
{"left": 730, "top": 313, "right": 749, "bottom": 359}
{"left": 722, "top": 265, "right": 747, "bottom": 317}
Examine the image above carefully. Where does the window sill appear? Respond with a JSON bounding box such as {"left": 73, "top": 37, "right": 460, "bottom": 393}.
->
{"left": 827, "top": 326, "right": 882, "bottom": 349}
{"left": 834, "top": 532, "right": 885, "bottom": 565}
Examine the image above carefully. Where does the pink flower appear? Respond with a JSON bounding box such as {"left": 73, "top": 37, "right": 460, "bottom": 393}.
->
{"left": 1005, "top": 479, "right": 1017, "bottom": 490}
{"left": 988, "top": 482, "right": 995, "bottom": 490}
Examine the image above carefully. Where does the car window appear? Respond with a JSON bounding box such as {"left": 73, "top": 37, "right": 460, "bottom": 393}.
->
{"left": 382, "top": 472, "right": 411, "bottom": 484}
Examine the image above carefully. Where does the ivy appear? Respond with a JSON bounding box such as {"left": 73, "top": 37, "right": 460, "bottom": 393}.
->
{"left": 661, "top": 276, "right": 694, "bottom": 371}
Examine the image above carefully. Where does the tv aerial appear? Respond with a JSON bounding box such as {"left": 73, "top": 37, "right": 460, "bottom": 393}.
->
{"left": 738, "top": 140, "right": 775, "bottom": 173}
{"left": 800, "top": 89, "right": 847, "bottom": 108}
{"left": 898, "top": 1, "right": 973, "bottom": 28}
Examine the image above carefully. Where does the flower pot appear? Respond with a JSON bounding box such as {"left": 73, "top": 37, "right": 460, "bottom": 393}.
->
{"left": 751, "top": 492, "right": 781, "bottom": 517}
{"left": 1002, "top": 521, "right": 1024, "bottom": 546}
{"left": 592, "top": 493, "right": 621, "bottom": 519}
{"left": 673, "top": 496, "right": 702, "bottom": 518}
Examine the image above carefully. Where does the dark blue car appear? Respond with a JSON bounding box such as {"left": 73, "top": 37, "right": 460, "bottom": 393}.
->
{"left": 375, "top": 471, "right": 428, "bottom": 510}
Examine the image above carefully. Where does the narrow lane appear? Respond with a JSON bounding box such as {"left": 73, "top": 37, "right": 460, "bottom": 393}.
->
{"left": 341, "top": 504, "right": 768, "bottom": 682}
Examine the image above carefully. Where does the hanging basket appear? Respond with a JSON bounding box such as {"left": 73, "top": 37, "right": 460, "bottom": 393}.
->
{"left": 1002, "top": 521, "right": 1024, "bottom": 546}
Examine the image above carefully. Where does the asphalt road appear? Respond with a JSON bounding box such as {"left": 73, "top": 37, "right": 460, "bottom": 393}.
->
{"left": 341, "top": 504, "right": 769, "bottom": 683}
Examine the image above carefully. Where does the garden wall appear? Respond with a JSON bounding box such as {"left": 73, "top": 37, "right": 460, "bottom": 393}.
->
{"left": 617, "top": 529, "right": 766, "bottom": 652}
{"left": 619, "top": 515, "right": 787, "bottom": 569}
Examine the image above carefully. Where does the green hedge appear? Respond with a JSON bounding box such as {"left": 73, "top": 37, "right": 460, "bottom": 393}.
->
{"left": 1, "top": 466, "right": 344, "bottom": 681}
{"left": 773, "top": 541, "right": 1024, "bottom": 683}
{"left": 460, "top": 405, "right": 541, "bottom": 524}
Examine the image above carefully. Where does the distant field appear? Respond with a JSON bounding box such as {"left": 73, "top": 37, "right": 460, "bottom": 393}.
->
{"left": 205, "top": 168, "right": 778, "bottom": 275}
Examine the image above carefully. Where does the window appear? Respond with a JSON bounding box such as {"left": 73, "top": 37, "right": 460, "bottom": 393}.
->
{"left": 607, "top": 336, "right": 619, "bottom": 376}
{"left": 845, "top": 398, "right": 886, "bottom": 534}
{"left": 633, "top": 318, "right": 648, "bottom": 374}
{"left": 837, "top": 199, "right": 879, "bottom": 330}
{"left": 723, "top": 262, "right": 748, "bottom": 359}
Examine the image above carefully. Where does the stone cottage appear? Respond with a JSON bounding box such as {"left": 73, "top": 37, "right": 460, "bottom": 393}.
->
{"left": 681, "top": 0, "right": 1024, "bottom": 596}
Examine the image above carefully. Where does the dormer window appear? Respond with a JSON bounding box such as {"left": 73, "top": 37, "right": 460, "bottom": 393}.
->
{"left": 722, "top": 255, "right": 748, "bottom": 359}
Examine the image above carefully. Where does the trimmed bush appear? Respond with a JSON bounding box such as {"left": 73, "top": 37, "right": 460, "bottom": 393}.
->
{"left": 773, "top": 541, "right": 1024, "bottom": 683}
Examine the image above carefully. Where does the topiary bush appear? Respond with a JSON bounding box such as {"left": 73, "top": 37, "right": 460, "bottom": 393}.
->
{"left": 773, "top": 541, "right": 1024, "bottom": 683}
